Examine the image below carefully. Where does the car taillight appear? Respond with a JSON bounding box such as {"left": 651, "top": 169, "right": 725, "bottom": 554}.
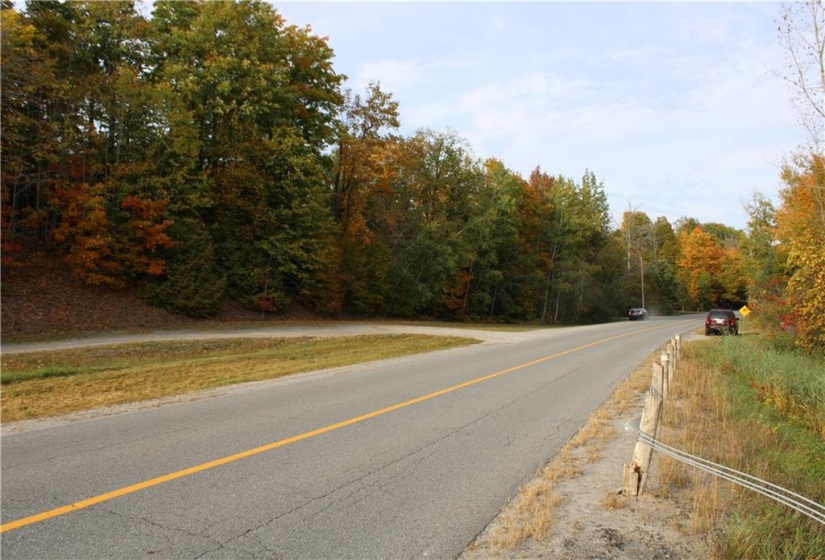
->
{"left": 705, "top": 317, "right": 711, "bottom": 325}
{"left": 730, "top": 318, "right": 736, "bottom": 326}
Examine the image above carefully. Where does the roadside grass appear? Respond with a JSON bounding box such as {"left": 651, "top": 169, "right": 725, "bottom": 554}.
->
{"left": 660, "top": 333, "right": 825, "bottom": 558}
{"left": 0, "top": 334, "right": 478, "bottom": 422}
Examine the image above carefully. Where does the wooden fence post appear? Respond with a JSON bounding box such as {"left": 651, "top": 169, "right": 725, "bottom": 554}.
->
{"left": 657, "top": 356, "right": 668, "bottom": 401}
{"left": 623, "top": 365, "right": 664, "bottom": 496}
{"left": 622, "top": 337, "right": 684, "bottom": 496}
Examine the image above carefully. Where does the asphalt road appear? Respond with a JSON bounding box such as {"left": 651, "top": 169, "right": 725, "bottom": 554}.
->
{"left": 1, "top": 317, "right": 702, "bottom": 559}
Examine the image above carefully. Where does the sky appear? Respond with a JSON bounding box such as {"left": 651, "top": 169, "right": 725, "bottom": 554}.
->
{"left": 273, "top": 1, "right": 808, "bottom": 231}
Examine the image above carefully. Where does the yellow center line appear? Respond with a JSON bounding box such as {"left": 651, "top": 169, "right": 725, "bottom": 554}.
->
{"left": 1, "top": 322, "right": 688, "bottom": 533}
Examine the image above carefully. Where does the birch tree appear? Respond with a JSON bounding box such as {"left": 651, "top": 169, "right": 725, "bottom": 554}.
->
{"left": 778, "top": 0, "right": 825, "bottom": 150}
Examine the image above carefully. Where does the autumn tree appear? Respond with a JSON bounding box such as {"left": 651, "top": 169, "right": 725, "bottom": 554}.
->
{"left": 743, "top": 2, "right": 825, "bottom": 351}
{"left": 330, "top": 82, "right": 401, "bottom": 314}
{"left": 1, "top": 4, "right": 66, "bottom": 261}
{"left": 3, "top": 1, "right": 706, "bottom": 326}
{"left": 333, "top": 82, "right": 400, "bottom": 228}
{"left": 775, "top": 155, "right": 825, "bottom": 352}
{"left": 677, "top": 226, "right": 746, "bottom": 310}
{"left": 1, "top": 1, "right": 176, "bottom": 286}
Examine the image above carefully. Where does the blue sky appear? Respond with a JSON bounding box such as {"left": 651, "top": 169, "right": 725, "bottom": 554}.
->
{"left": 274, "top": 1, "right": 806, "bottom": 231}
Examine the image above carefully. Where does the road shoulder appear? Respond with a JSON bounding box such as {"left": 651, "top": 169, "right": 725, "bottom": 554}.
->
{"left": 461, "top": 338, "right": 710, "bottom": 559}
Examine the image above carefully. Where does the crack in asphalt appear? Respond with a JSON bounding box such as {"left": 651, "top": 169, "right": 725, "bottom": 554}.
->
{"left": 103, "top": 507, "right": 225, "bottom": 559}
{"left": 222, "top": 362, "right": 584, "bottom": 547}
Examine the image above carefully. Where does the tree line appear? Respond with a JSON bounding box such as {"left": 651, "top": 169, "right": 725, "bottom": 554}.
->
{"left": 1, "top": 1, "right": 822, "bottom": 352}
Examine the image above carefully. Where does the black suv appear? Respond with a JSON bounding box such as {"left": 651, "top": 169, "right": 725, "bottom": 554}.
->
{"left": 627, "top": 308, "right": 647, "bottom": 321}
{"left": 705, "top": 309, "right": 738, "bottom": 335}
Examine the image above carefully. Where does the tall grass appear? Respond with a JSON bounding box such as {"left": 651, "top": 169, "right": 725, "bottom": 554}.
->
{"left": 662, "top": 334, "right": 825, "bottom": 559}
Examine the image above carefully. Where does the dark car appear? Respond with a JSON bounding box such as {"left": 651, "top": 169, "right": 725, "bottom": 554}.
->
{"left": 628, "top": 308, "right": 647, "bottom": 321}
{"left": 705, "top": 309, "right": 738, "bottom": 335}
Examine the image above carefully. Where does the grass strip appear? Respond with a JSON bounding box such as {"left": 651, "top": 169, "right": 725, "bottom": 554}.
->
{"left": 1, "top": 334, "right": 478, "bottom": 422}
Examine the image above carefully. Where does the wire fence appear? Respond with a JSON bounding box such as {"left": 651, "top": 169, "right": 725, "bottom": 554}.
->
{"left": 636, "top": 430, "right": 825, "bottom": 525}
{"left": 623, "top": 334, "right": 825, "bottom": 526}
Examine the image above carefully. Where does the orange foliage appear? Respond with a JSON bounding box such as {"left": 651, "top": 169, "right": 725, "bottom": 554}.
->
{"left": 776, "top": 154, "right": 825, "bottom": 352}
{"left": 119, "top": 195, "right": 175, "bottom": 276}
{"left": 49, "top": 181, "right": 123, "bottom": 287}
{"left": 336, "top": 136, "right": 402, "bottom": 242}
{"left": 677, "top": 227, "right": 742, "bottom": 308}
{"left": 678, "top": 227, "right": 724, "bottom": 303}
{"left": 48, "top": 184, "right": 176, "bottom": 286}
{"left": 442, "top": 269, "right": 474, "bottom": 318}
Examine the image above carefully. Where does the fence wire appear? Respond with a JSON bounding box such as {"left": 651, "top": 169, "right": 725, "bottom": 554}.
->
{"left": 636, "top": 430, "right": 825, "bottom": 525}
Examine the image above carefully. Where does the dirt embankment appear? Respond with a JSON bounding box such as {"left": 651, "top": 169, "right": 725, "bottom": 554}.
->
{"left": 1, "top": 252, "right": 317, "bottom": 340}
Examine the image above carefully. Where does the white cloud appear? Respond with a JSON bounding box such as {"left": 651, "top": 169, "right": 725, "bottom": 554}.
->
{"left": 274, "top": 1, "right": 806, "bottom": 229}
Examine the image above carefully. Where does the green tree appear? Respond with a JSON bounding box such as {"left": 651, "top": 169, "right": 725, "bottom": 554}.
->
{"left": 648, "top": 217, "right": 681, "bottom": 314}
{"left": 470, "top": 159, "right": 536, "bottom": 321}
{"left": 618, "top": 213, "right": 681, "bottom": 314}
{"left": 742, "top": 193, "right": 788, "bottom": 334}
{"left": 383, "top": 130, "right": 483, "bottom": 317}
{"left": 150, "top": 0, "right": 345, "bottom": 313}
{"left": 143, "top": 216, "right": 225, "bottom": 316}
{"left": 529, "top": 169, "right": 610, "bottom": 323}
{"left": 619, "top": 210, "right": 653, "bottom": 310}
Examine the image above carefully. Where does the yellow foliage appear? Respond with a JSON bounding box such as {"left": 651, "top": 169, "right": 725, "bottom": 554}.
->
{"left": 677, "top": 226, "right": 742, "bottom": 308}
{"left": 776, "top": 154, "right": 825, "bottom": 352}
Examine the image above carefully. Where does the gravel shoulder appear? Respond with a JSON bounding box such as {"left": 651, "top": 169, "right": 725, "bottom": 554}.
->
{"left": 461, "top": 393, "right": 709, "bottom": 560}
{"left": 463, "top": 332, "right": 710, "bottom": 559}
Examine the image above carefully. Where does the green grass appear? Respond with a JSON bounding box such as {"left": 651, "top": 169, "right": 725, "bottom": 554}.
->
{"left": 0, "top": 334, "right": 479, "bottom": 421}
{"left": 681, "top": 335, "right": 825, "bottom": 559}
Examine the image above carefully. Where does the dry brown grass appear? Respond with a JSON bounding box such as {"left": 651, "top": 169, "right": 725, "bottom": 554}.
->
{"left": 655, "top": 353, "right": 732, "bottom": 533}
{"left": 1, "top": 334, "right": 477, "bottom": 421}
{"left": 600, "top": 490, "right": 629, "bottom": 510}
